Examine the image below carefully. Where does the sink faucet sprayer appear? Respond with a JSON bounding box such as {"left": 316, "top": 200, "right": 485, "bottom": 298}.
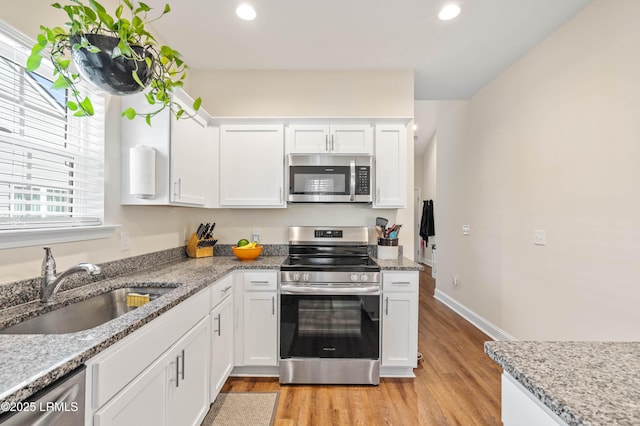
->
{"left": 41, "top": 247, "right": 101, "bottom": 303}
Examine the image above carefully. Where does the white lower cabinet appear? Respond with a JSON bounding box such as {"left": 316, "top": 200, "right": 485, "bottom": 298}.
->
{"left": 234, "top": 271, "right": 278, "bottom": 367}
{"left": 381, "top": 271, "right": 419, "bottom": 368}
{"left": 210, "top": 294, "right": 234, "bottom": 399}
{"left": 243, "top": 291, "right": 278, "bottom": 366}
{"left": 502, "top": 373, "right": 566, "bottom": 425}
{"left": 94, "top": 317, "right": 210, "bottom": 426}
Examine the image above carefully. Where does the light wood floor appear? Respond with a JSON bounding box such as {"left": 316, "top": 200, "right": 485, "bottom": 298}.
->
{"left": 221, "top": 265, "right": 502, "bottom": 425}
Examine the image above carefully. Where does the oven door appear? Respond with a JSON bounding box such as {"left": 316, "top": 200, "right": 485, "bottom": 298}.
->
{"left": 280, "top": 292, "right": 380, "bottom": 359}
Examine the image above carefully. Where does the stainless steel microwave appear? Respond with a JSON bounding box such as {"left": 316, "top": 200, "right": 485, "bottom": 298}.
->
{"left": 287, "top": 154, "right": 373, "bottom": 203}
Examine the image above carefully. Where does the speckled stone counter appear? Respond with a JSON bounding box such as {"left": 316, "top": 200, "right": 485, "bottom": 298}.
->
{"left": 485, "top": 341, "right": 640, "bottom": 426}
{"left": 373, "top": 256, "right": 423, "bottom": 271}
{"left": 0, "top": 254, "right": 284, "bottom": 412}
{"left": 0, "top": 250, "right": 421, "bottom": 411}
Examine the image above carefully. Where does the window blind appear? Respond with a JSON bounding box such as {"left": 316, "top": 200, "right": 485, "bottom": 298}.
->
{"left": 0, "top": 21, "right": 105, "bottom": 230}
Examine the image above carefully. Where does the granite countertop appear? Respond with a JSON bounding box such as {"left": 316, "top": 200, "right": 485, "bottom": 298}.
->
{"left": 0, "top": 253, "right": 421, "bottom": 410}
{"left": 485, "top": 341, "right": 640, "bottom": 426}
{"left": 0, "top": 255, "right": 284, "bottom": 411}
{"left": 372, "top": 256, "right": 424, "bottom": 271}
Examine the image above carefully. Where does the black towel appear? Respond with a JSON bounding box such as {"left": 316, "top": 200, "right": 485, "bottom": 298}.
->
{"left": 420, "top": 200, "right": 435, "bottom": 241}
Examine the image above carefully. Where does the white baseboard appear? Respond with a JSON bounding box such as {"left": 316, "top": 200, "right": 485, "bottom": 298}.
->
{"left": 380, "top": 366, "right": 416, "bottom": 378}
{"left": 231, "top": 366, "right": 279, "bottom": 377}
{"left": 434, "top": 289, "right": 516, "bottom": 342}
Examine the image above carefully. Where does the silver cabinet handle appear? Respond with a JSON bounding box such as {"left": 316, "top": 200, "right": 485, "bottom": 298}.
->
{"left": 180, "top": 349, "right": 185, "bottom": 381}
{"left": 331, "top": 135, "right": 335, "bottom": 151}
{"left": 272, "top": 296, "right": 275, "bottom": 315}
{"left": 222, "top": 285, "right": 232, "bottom": 293}
{"left": 175, "top": 355, "right": 180, "bottom": 387}
{"left": 392, "top": 281, "right": 411, "bottom": 285}
{"left": 215, "top": 313, "right": 221, "bottom": 336}
{"left": 385, "top": 297, "right": 389, "bottom": 315}
{"left": 325, "top": 134, "right": 329, "bottom": 151}
{"left": 250, "top": 280, "right": 270, "bottom": 285}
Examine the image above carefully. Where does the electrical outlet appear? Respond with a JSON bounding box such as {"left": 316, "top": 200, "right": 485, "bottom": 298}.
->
{"left": 453, "top": 275, "right": 461, "bottom": 289}
{"left": 462, "top": 225, "right": 471, "bottom": 236}
{"left": 120, "top": 231, "right": 130, "bottom": 251}
{"left": 252, "top": 228, "right": 260, "bottom": 243}
{"left": 534, "top": 230, "right": 546, "bottom": 246}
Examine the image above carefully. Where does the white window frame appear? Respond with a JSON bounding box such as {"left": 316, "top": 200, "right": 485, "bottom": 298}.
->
{"left": 0, "top": 20, "right": 116, "bottom": 249}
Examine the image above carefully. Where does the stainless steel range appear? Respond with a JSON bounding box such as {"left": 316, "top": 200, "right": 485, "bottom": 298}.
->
{"left": 279, "top": 226, "right": 381, "bottom": 385}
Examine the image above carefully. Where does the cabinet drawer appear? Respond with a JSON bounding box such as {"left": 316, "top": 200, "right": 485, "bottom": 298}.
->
{"left": 382, "top": 272, "right": 418, "bottom": 292}
{"left": 242, "top": 271, "right": 277, "bottom": 291}
{"left": 211, "top": 274, "right": 233, "bottom": 308}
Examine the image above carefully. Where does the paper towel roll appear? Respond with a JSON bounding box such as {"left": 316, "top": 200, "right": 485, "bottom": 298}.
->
{"left": 129, "top": 145, "right": 156, "bottom": 199}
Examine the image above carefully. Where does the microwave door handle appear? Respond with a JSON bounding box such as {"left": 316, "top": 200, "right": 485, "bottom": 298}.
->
{"left": 350, "top": 159, "right": 356, "bottom": 201}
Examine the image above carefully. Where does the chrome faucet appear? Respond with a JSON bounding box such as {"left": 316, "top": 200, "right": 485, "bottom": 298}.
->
{"left": 41, "top": 247, "right": 101, "bottom": 303}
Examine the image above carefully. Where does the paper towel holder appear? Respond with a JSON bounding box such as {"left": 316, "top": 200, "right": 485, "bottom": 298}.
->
{"left": 129, "top": 145, "right": 156, "bottom": 199}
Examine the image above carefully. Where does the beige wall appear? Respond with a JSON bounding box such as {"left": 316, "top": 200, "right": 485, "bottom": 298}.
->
{"left": 435, "top": 0, "right": 640, "bottom": 340}
{"left": 0, "top": 4, "right": 414, "bottom": 284}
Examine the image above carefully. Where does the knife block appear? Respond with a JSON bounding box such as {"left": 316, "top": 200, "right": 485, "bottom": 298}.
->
{"left": 186, "top": 233, "right": 214, "bottom": 258}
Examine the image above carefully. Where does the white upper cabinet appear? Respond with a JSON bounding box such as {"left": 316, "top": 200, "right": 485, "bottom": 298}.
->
{"left": 286, "top": 124, "right": 373, "bottom": 154}
{"left": 219, "top": 124, "right": 285, "bottom": 208}
{"left": 373, "top": 124, "right": 407, "bottom": 208}
{"left": 121, "top": 89, "right": 214, "bottom": 207}
{"left": 169, "top": 102, "right": 209, "bottom": 206}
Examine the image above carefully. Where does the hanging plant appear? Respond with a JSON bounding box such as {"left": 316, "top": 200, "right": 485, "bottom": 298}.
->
{"left": 26, "top": 0, "right": 201, "bottom": 124}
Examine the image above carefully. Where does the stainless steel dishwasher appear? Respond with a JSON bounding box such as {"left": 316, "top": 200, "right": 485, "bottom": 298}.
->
{"left": 0, "top": 366, "right": 85, "bottom": 425}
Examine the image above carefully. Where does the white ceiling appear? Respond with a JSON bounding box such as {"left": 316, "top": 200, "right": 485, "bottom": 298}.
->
{"left": 144, "top": 0, "right": 592, "bottom": 100}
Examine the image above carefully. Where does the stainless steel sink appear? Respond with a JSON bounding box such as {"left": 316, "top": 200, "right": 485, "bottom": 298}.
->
{"left": 0, "top": 285, "right": 178, "bottom": 335}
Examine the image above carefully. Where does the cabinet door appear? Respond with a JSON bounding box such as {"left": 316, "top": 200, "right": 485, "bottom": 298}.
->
{"left": 373, "top": 125, "right": 407, "bottom": 208}
{"left": 243, "top": 291, "right": 278, "bottom": 366}
{"left": 381, "top": 292, "right": 418, "bottom": 368}
{"left": 210, "top": 295, "right": 234, "bottom": 400}
{"left": 94, "top": 351, "right": 169, "bottom": 426}
{"left": 170, "top": 109, "right": 208, "bottom": 205}
{"left": 331, "top": 125, "right": 373, "bottom": 153}
{"left": 167, "top": 318, "right": 210, "bottom": 426}
{"left": 219, "top": 125, "right": 285, "bottom": 207}
{"left": 286, "top": 125, "right": 330, "bottom": 153}
{"left": 502, "top": 374, "right": 566, "bottom": 425}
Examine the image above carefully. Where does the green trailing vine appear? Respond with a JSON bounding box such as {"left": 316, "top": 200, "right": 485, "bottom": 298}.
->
{"left": 27, "top": 0, "right": 201, "bottom": 124}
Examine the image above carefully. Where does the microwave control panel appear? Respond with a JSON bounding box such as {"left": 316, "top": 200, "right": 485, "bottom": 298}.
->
{"left": 356, "top": 166, "right": 370, "bottom": 195}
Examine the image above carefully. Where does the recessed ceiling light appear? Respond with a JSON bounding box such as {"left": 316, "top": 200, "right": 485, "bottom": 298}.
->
{"left": 438, "top": 4, "right": 461, "bottom": 21}
{"left": 236, "top": 4, "right": 256, "bottom": 21}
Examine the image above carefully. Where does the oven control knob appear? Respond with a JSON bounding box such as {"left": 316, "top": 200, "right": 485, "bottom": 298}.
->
{"left": 302, "top": 273, "right": 311, "bottom": 282}
{"left": 360, "top": 274, "right": 369, "bottom": 281}
{"left": 292, "top": 273, "right": 300, "bottom": 281}
{"left": 350, "top": 274, "right": 359, "bottom": 282}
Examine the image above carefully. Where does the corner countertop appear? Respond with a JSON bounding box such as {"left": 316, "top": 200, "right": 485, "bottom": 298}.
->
{"left": 0, "top": 255, "right": 284, "bottom": 411}
{"left": 0, "top": 254, "right": 421, "bottom": 410}
{"left": 372, "top": 256, "right": 424, "bottom": 271}
{"left": 485, "top": 341, "right": 640, "bottom": 426}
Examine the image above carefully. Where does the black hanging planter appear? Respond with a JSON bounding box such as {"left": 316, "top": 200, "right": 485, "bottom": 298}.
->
{"left": 71, "top": 34, "right": 153, "bottom": 95}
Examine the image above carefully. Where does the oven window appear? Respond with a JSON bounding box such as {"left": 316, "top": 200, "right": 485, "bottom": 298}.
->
{"left": 280, "top": 294, "right": 380, "bottom": 359}
{"left": 298, "top": 299, "right": 362, "bottom": 336}
{"left": 290, "top": 166, "right": 349, "bottom": 195}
